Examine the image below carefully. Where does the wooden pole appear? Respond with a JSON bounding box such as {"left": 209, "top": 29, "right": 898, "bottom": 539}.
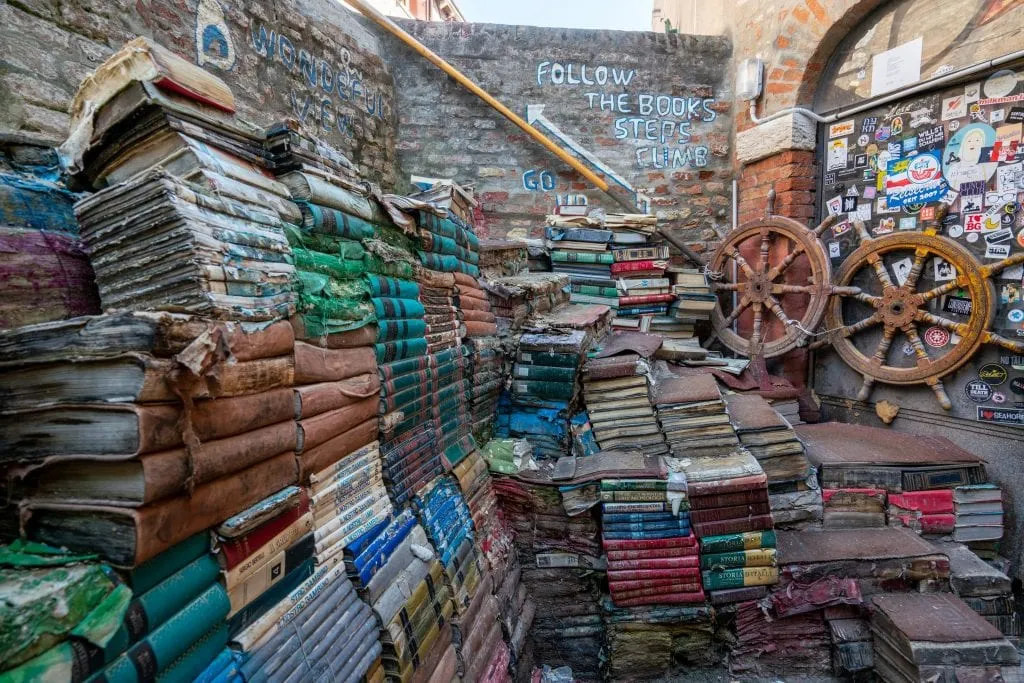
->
{"left": 345, "top": 0, "right": 611, "bottom": 193}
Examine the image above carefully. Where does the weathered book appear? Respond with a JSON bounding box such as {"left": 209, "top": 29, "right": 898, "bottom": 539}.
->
{"left": 551, "top": 450, "right": 666, "bottom": 484}
{"left": 544, "top": 227, "right": 613, "bottom": 243}
{"left": 610, "top": 260, "right": 667, "bottom": 275}
{"left": 692, "top": 515, "right": 773, "bottom": 538}
{"left": 293, "top": 342, "right": 377, "bottom": 385}
{"left": 606, "top": 555, "right": 699, "bottom": 571}
{"left": 822, "top": 488, "right": 887, "bottom": 513}
{"left": 218, "top": 492, "right": 310, "bottom": 569}
{"left": 293, "top": 375, "right": 380, "bottom": 419}
{"left": 700, "top": 548, "right": 777, "bottom": 570}
{"left": 23, "top": 452, "right": 298, "bottom": 567}
{"left": 1, "top": 385, "right": 295, "bottom": 463}
{"left": 698, "top": 530, "right": 776, "bottom": 554}
{"left": 227, "top": 532, "right": 315, "bottom": 616}
{"left": 606, "top": 567, "right": 701, "bottom": 582}
{"left": 689, "top": 503, "right": 772, "bottom": 524}
{"left": 777, "top": 528, "right": 951, "bottom": 582}
{"left": 16, "top": 418, "right": 296, "bottom": 505}
{"left": 681, "top": 450, "right": 764, "bottom": 484}
{"left": 823, "top": 511, "right": 886, "bottom": 528}
{"left": 605, "top": 545, "right": 699, "bottom": 562}
{"left": 123, "top": 533, "right": 210, "bottom": 595}
{"left": 223, "top": 513, "right": 314, "bottom": 590}
{"left": 216, "top": 486, "right": 304, "bottom": 540}
{"left": 702, "top": 566, "right": 779, "bottom": 590}
{"left": 651, "top": 373, "right": 721, "bottom": 406}
{"left": 871, "top": 593, "right": 1019, "bottom": 667}
{"left": 296, "top": 398, "right": 378, "bottom": 453}
{"left": 550, "top": 250, "right": 614, "bottom": 264}
{"left": 611, "top": 591, "right": 705, "bottom": 607}
{"left": 601, "top": 534, "right": 697, "bottom": 551}
{"left": 888, "top": 489, "right": 955, "bottom": 515}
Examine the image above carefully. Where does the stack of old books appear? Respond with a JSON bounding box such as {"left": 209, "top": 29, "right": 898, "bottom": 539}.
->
{"left": 415, "top": 268, "right": 460, "bottom": 354}
{"left": 724, "top": 393, "right": 821, "bottom": 529}
{"left": 415, "top": 477, "right": 482, "bottom": 615}
{"left": 822, "top": 487, "right": 887, "bottom": 528}
{"left": 381, "top": 422, "right": 442, "bottom": 509}
{"left": 938, "top": 540, "right": 1021, "bottom": 642}
{"left": 452, "top": 450, "right": 514, "bottom": 581}
{"left": 583, "top": 350, "right": 668, "bottom": 457}
{"left": 432, "top": 347, "right": 476, "bottom": 470}
{"left": 611, "top": 273, "right": 673, "bottom": 333}
{"left": 465, "top": 336, "right": 504, "bottom": 438}
{"left": 506, "top": 330, "right": 587, "bottom": 460}
{"left": 228, "top": 562, "right": 381, "bottom": 682}
{"left": 611, "top": 243, "right": 673, "bottom": 328}
{"left": 652, "top": 372, "right": 740, "bottom": 457}
{"left": 731, "top": 597, "right": 833, "bottom": 677}
{"left": 871, "top": 593, "right": 1020, "bottom": 682}
{"left": 0, "top": 536, "right": 229, "bottom": 682}
{"left": 0, "top": 161, "right": 100, "bottom": 329}
{"left": 64, "top": 39, "right": 298, "bottom": 322}
{"left": 601, "top": 475, "right": 704, "bottom": 607}
{"left": 546, "top": 224, "right": 616, "bottom": 306}
{"left": 416, "top": 209, "right": 481, "bottom": 280}
{"left": 212, "top": 488, "right": 314, "bottom": 636}
{"left": 454, "top": 272, "right": 498, "bottom": 338}
{"left": 886, "top": 489, "right": 955, "bottom": 536}
{"left": 493, "top": 554, "right": 535, "bottom": 674}
{"left": 0, "top": 313, "right": 298, "bottom": 568}
{"left": 954, "top": 484, "right": 1004, "bottom": 551}
{"left": 491, "top": 475, "right": 604, "bottom": 679}
{"left": 698, "top": 529, "right": 778, "bottom": 606}
{"left": 668, "top": 268, "right": 716, "bottom": 327}
{"left": 484, "top": 272, "right": 570, "bottom": 332}
{"left": 602, "top": 600, "right": 719, "bottom": 679}
{"left": 479, "top": 238, "right": 529, "bottom": 279}
{"left": 682, "top": 451, "right": 777, "bottom": 603}
{"left": 369, "top": 275, "right": 427, "bottom": 364}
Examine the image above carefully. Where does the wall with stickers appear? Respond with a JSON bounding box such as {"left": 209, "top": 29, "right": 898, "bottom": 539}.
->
{"left": 813, "top": 67, "right": 1024, "bottom": 443}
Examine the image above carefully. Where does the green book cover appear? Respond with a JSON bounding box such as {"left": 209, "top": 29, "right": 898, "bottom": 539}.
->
{"left": 699, "top": 548, "right": 777, "bottom": 571}
{"left": 152, "top": 625, "right": 228, "bottom": 683}
{"left": 511, "top": 380, "right": 575, "bottom": 401}
{"left": 513, "top": 364, "right": 576, "bottom": 382}
{"left": 698, "top": 530, "right": 776, "bottom": 554}
{"left": 551, "top": 250, "right": 615, "bottom": 264}
{"left": 600, "top": 479, "right": 669, "bottom": 491}
{"left": 599, "top": 490, "right": 668, "bottom": 502}
{"left": 517, "top": 351, "right": 579, "bottom": 368}
{"left": 122, "top": 533, "right": 209, "bottom": 595}
{"left": 87, "top": 584, "right": 230, "bottom": 683}
{"left": 571, "top": 284, "right": 619, "bottom": 298}
{"left": 701, "top": 566, "right": 779, "bottom": 590}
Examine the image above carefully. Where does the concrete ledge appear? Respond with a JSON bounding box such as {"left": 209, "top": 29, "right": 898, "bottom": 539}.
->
{"left": 736, "top": 111, "right": 817, "bottom": 164}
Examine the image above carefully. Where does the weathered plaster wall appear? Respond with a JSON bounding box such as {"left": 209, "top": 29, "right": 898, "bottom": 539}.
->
{"left": 387, "top": 22, "right": 735, "bottom": 245}
{"left": 0, "top": 0, "right": 400, "bottom": 185}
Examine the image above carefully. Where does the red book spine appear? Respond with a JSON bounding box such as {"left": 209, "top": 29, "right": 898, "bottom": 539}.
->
{"left": 610, "top": 260, "right": 662, "bottom": 274}
{"left": 601, "top": 534, "right": 698, "bottom": 551}
{"left": 605, "top": 546, "right": 700, "bottom": 561}
{"left": 606, "top": 555, "right": 700, "bottom": 571}
{"left": 613, "top": 591, "right": 706, "bottom": 607}
{"left": 608, "top": 577, "right": 698, "bottom": 592}
{"left": 688, "top": 475, "right": 768, "bottom": 499}
{"left": 606, "top": 567, "right": 702, "bottom": 582}
{"left": 611, "top": 583, "right": 704, "bottom": 600}
{"left": 219, "top": 493, "right": 310, "bottom": 569}
{"left": 692, "top": 514, "right": 774, "bottom": 538}
{"left": 617, "top": 293, "right": 676, "bottom": 306}
{"left": 888, "top": 490, "right": 954, "bottom": 514}
{"left": 918, "top": 513, "right": 956, "bottom": 534}
{"left": 689, "top": 503, "right": 771, "bottom": 524}
{"left": 687, "top": 489, "right": 770, "bottom": 509}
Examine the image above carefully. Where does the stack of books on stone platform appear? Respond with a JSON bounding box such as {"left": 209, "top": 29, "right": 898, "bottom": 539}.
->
{"left": 652, "top": 372, "right": 739, "bottom": 457}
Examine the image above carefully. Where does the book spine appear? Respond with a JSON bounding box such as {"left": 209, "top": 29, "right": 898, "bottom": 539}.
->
{"left": 612, "top": 247, "right": 669, "bottom": 262}
{"left": 610, "top": 260, "right": 662, "bottom": 274}
{"left": 606, "top": 567, "right": 701, "bottom": 582}
{"left": 618, "top": 278, "right": 669, "bottom": 289}
{"left": 698, "top": 530, "right": 777, "bottom": 554}
{"left": 228, "top": 558, "right": 316, "bottom": 637}
{"left": 550, "top": 251, "right": 613, "bottom": 264}
{"left": 607, "top": 577, "right": 697, "bottom": 592}
{"left": 617, "top": 305, "right": 669, "bottom": 316}
{"left": 570, "top": 284, "right": 619, "bottom": 297}
{"left": 606, "top": 545, "right": 700, "bottom": 562}
{"left": 600, "top": 502, "right": 670, "bottom": 514}
{"left": 612, "top": 591, "right": 705, "bottom": 607}
{"left": 617, "top": 293, "right": 676, "bottom": 305}
{"left": 686, "top": 475, "right": 768, "bottom": 497}
{"left": 699, "top": 548, "right": 778, "bottom": 570}
{"left": 693, "top": 515, "right": 773, "bottom": 538}
{"left": 688, "top": 503, "right": 771, "bottom": 524}
{"left": 128, "top": 554, "right": 222, "bottom": 642}
{"left": 227, "top": 534, "right": 314, "bottom": 616}
{"left": 887, "top": 491, "right": 954, "bottom": 514}
{"left": 903, "top": 466, "right": 985, "bottom": 491}
{"left": 606, "top": 555, "right": 700, "bottom": 570}
{"left": 602, "top": 512, "right": 679, "bottom": 524}
{"left": 601, "top": 535, "right": 697, "bottom": 551}
{"left": 822, "top": 468, "right": 902, "bottom": 491}
{"left": 224, "top": 514, "right": 314, "bottom": 589}
{"left": 916, "top": 513, "right": 956, "bottom": 534}
{"left": 611, "top": 583, "right": 704, "bottom": 601}
{"left": 701, "top": 566, "right": 779, "bottom": 590}
{"left": 600, "top": 490, "right": 668, "bottom": 503}
{"left": 126, "top": 533, "right": 210, "bottom": 594}
{"left": 220, "top": 501, "right": 310, "bottom": 570}
{"left": 600, "top": 479, "right": 669, "bottom": 491}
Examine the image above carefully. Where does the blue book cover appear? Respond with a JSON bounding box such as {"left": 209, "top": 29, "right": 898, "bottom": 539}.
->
{"left": 545, "top": 226, "right": 613, "bottom": 243}
{"left": 603, "top": 520, "right": 692, "bottom": 532}
{"left": 603, "top": 528, "right": 692, "bottom": 540}
{"left": 603, "top": 512, "right": 684, "bottom": 524}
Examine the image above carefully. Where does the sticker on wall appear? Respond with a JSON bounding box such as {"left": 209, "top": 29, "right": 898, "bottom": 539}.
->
{"left": 891, "top": 117, "right": 904, "bottom": 135}
{"left": 875, "top": 126, "right": 892, "bottom": 142}
{"left": 923, "top": 326, "right": 950, "bottom": 348}
{"left": 826, "top": 195, "right": 844, "bottom": 217}
{"left": 862, "top": 117, "right": 879, "bottom": 134}
{"left": 977, "top": 406, "right": 1024, "bottom": 425}
{"left": 983, "top": 70, "right": 1020, "bottom": 99}
{"left": 863, "top": 186, "right": 877, "bottom": 199}
{"left": 986, "top": 243, "right": 1011, "bottom": 259}
{"left": 947, "top": 224, "right": 965, "bottom": 238}
{"left": 828, "top": 241, "right": 841, "bottom": 258}
{"left": 986, "top": 228, "right": 1013, "bottom": 245}
{"left": 950, "top": 120, "right": 961, "bottom": 131}
{"left": 1009, "top": 108, "right": 1024, "bottom": 124}
{"left": 877, "top": 196, "right": 897, "bottom": 214}
{"left": 1008, "top": 309, "right": 1024, "bottom": 324}
{"left": 1011, "top": 377, "right": 1024, "bottom": 395}
{"left": 942, "top": 295, "right": 972, "bottom": 316}
{"left": 903, "top": 136, "right": 918, "bottom": 154}
{"left": 991, "top": 109, "right": 1007, "bottom": 124}
{"left": 964, "top": 82, "right": 981, "bottom": 103}
{"left": 833, "top": 220, "right": 852, "bottom": 236}
{"left": 853, "top": 202, "right": 872, "bottom": 222}
{"left": 899, "top": 217, "right": 918, "bottom": 230}
{"left": 842, "top": 196, "right": 858, "bottom": 212}
{"left": 892, "top": 256, "right": 913, "bottom": 286}
{"left": 875, "top": 217, "right": 896, "bottom": 235}
{"left": 827, "top": 138, "right": 849, "bottom": 171}
{"left": 917, "top": 125, "right": 945, "bottom": 150}
{"left": 943, "top": 123, "right": 998, "bottom": 189}
{"left": 992, "top": 392, "right": 1007, "bottom": 404}
{"left": 966, "top": 232, "right": 980, "bottom": 243}
{"left": 1001, "top": 284, "right": 1021, "bottom": 305}
{"left": 934, "top": 258, "right": 957, "bottom": 282}
{"left": 909, "top": 108, "right": 936, "bottom": 129}
{"left": 969, "top": 103, "right": 987, "bottom": 123}
{"left": 965, "top": 380, "right": 994, "bottom": 403}
{"left": 942, "top": 94, "right": 967, "bottom": 121}
{"left": 996, "top": 163, "right": 1023, "bottom": 194}
{"left": 885, "top": 151, "right": 949, "bottom": 208}
{"left": 830, "top": 120, "right": 856, "bottom": 138}
{"left": 858, "top": 134, "right": 870, "bottom": 147}
{"left": 855, "top": 153, "right": 868, "bottom": 167}
{"left": 979, "top": 364, "right": 1008, "bottom": 386}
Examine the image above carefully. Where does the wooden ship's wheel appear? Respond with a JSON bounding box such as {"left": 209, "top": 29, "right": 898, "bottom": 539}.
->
{"left": 707, "top": 214, "right": 857, "bottom": 358}
{"left": 813, "top": 222, "right": 1024, "bottom": 409}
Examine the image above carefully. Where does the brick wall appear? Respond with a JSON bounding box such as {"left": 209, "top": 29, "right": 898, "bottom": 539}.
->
{"left": 737, "top": 150, "right": 816, "bottom": 225}
{"left": 0, "top": 0, "right": 400, "bottom": 185}
{"left": 386, "top": 21, "right": 735, "bottom": 245}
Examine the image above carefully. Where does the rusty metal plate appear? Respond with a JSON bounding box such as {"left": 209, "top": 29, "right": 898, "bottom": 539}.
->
{"left": 795, "top": 422, "right": 984, "bottom": 466}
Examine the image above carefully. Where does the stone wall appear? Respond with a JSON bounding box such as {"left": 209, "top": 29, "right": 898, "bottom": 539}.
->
{"left": 0, "top": 0, "right": 400, "bottom": 185}
{"left": 387, "top": 21, "right": 734, "bottom": 245}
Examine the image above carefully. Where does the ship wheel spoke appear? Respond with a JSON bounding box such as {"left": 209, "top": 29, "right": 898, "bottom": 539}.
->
{"left": 772, "top": 283, "right": 816, "bottom": 295}
{"left": 903, "top": 247, "right": 931, "bottom": 291}
{"left": 808, "top": 312, "right": 882, "bottom": 350}
{"left": 926, "top": 377, "right": 953, "bottom": 410}
{"left": 915, "top": 310, "right": 969, "bottom": 336}
{"left": 765, "top": 295, "right": 792, "bottom": 327}
{"left": 725, "top": 248, "right": 757, "bottom": 279}
{"left": 713, "top": 282, "right": 743, "bottom": 292}
{"left": 721, "top": 296, "right": 752, "bottom": 329}
{"left": 980, "top": 253, "right": 1024, "bottom": 279}
{"left": 748, "top": 302, "right": 765, "bottom": 351}
{"left": 759, "top": 229, "right": 771, "bottom": 271}
{"left": 766, "top": 244, "right": 806, "bottom": 281}
{"left": 918, "top": 281, "right": 963, "bottom": 304}
{"left": 902, "top": 325, "right": 934, "bottom": 369}
{"left": 870, "top": 326, "right": 897, "bottom": 366}
{"left": 982, "top": 331, "right": 1024, "bottom": 354}
{"left": 866, "top": 254, "right": 897, "bottom": 290}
